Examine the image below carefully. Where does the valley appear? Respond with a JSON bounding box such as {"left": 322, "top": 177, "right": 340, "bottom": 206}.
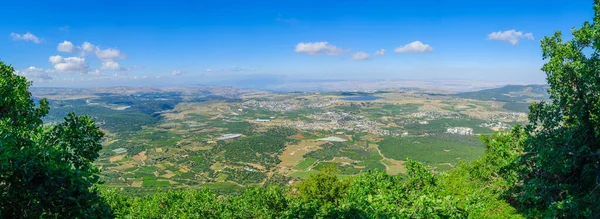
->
{"left": 34, "top": 84, "right": 546, "bottom": 193}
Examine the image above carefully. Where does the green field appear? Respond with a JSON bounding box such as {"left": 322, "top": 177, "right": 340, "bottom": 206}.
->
{"left": 288, "top": 170, "right": 319, "bottom": 179}
{"left": 378, "top": 134, "right": 485, "bottom": 166}
{"left": 142, "top": 177, "right": 170, "bottom": 187}
{"left": 293, "top": 158, "right": 317, "bottom": 170}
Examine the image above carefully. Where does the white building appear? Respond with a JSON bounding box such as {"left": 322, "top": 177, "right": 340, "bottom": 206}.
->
{"left": 446, "top": 127, "right": 473, "bottom": 135}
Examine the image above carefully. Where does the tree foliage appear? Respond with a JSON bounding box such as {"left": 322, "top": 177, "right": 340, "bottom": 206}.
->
{"left": 0, "top": 62, "right": 111, "bottom": 218}
{"left": 517, "top": 1, "right": 600, "bottom": 217}
{"left": 105, "top": 162, "right": 475, "bottom": 218}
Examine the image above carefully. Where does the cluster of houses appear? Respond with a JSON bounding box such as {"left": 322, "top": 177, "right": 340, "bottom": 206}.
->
{"left": 446, "top": 127, "right": 474, "bottom": 135}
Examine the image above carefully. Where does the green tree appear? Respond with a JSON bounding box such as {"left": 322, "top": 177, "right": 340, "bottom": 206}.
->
{"left": 441, "top": 130, "right": 525, "bottom": 218}
{"left": 294, "top": 165, "right": 349, "bottom": 206}
{"left": 0, "top": 62, "right": 112, "bottom": 218}
{"left": 519, "top": 1, "right": 600, "bottom": 217}
{"left": 342, "top": 160, "right": 467, "bottom": 218}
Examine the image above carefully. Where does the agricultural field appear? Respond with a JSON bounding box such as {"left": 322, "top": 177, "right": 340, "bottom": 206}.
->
{"left": 32, "top": 84, "right": 545, "bottom": 192}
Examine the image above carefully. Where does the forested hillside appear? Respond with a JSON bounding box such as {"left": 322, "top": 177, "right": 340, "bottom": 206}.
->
{"left": 455, "top": 84, "right": 549, "bottom": 102}
{"left": 2, "top": 1, "right": 600, "bottom": 218}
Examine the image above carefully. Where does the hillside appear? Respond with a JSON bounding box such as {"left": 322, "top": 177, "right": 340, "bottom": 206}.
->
{"left": 453, "top": 84, "right": 550, "bottom": 112}
{"left": 455, "top": 84, "right": 549, "bottom": 102}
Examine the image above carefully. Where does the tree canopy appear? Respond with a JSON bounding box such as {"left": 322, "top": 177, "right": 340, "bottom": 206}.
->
{"left": 517, "top": 1, "right": 600, "bottom": 217}
{"left": 0, "top": 62, "right": 111, "bottom": 218}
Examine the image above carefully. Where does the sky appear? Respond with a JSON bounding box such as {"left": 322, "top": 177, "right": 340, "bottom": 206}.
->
{"left": 0, "top": 0, "right": 594, "bottom": 87}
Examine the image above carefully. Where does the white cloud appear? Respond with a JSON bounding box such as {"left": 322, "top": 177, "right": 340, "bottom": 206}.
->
{"left": 75, "top": 42, "right": 126, "bottom": 67}
{"left": 100, "top": 61, "right": 121, "bottom": 70}
{"left": 10, "top": 32, "right": 41, "bottom": 44}
{"left": 49, "top": 55, "right": 64, "bottom": 64}
{"left": 394, "top": 41, "right": 433, "bottom": 53}
{"left": 16, "top": 66, "right": 53, "bottom": 80}
{"left": 52, "top": 41, "right": 131, "bottom": 74}
{"left": 95, "top": 48, "right": 124, "bottom": 61}
{"left": 351, "top": 52, "right": 369, "bottom": 60}
{"left": 205, "top": 68, "right": 212, "bottom": 72}
{"left": 81, "top": 42, "right": 96, "bottom": 52}
{"left": 57, "top": 41, "right": 75, "bottom": 52}
{"left": 59, "top": 26, "right": 70, "bottom": 32}
{"left": 171, "top": 70, "right": 182, "bottom": 76}
{"left": 48, "top": 55, "right": 89, "bottom": 73}
{"left": 295, "top": 42, "right": 347, "bottom": 55}
{"left": 487, "top": 29, "right": 534, "bottom": 45}
{"left": 24, "top": 66, "right": 43, "bottom": 72}
{"left": 374, "top": 49, "right": 385, "bottom": 56}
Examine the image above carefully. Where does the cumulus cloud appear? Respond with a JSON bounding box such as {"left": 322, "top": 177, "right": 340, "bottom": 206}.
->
{"left": 57, "top": 41, "right": 75, "bottom": 52}
{"left": 351, "top": 52, "right": 369, "bottom": 60}
{"left": 100, "top": 61, "right": 121, "bottom": 70}
{"left": 49, "top": 55, "right": 64, "bottom": 64}
{"left": 205, "top": 68, "right": 212, "bottom": 72}
{"left": 394, "top": 41, "right": 433, "bottom": 53}
{"left": 81, "top": 42, "right": 96, "bottom": 52}
{"left": 78, "top": 41, "right": 124, "bottom": 61}
{"left": 374, "top": 49, "right": 385, "bottom": 56}
{"left": 95, "top": 48, "right": 124, "bottom": 61}
{"left": 48, "top": 55, "right": 89, "bottom": 73}
{"left": 16, "top": 66, "right": 53, "bottom": 80}
{"left": 295, "top": 42, "right": 347, "bottom": 55}
{"left": 171, "top": 70, "right": 182, "bottom": 76}
{"left": 57, "top": 41, "right": 128, "bottom": 71}
{"left": 10, "top": 32, "right": 41, "bottom": 44}
{"left": 487, "top": 29, "right": 534, "bottom": 45}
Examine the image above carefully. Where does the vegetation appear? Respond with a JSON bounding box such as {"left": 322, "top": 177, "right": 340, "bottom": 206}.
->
{"left": 293, "top": 158, "right": 317, "bottom": 170}
{"left": 502, "top": 102, "right": 532, "bottom": 112}
{"left": 100, "top": 127, "right": 526, "bottom": 218}
{"left": 102, "top": 160, "right": 472, "bottom": 218}
{"left": 46, "top": 103, "right": 160, "bottom": 133}
{"left": 215, "top": 127, "right": 297, "bottom": 170}
{"left": 455, "top": 84, "right": 549, "bottom": 102}
{"left": 515, "top": 4, "right": 600, "bottom": 216}
{"left": 0, "top": 62, "right": 111, "bottom": 218}
{"left": 378, "top": 134, "right": 485, "bottom": 168}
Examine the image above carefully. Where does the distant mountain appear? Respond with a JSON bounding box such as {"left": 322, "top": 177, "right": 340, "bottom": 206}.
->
{"left": 455, "top": 84, "right": 550, "bottom": 103}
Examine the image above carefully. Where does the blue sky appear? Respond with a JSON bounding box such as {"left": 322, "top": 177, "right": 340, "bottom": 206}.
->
{"left": 0, "top": 0, "right": 593, "bottom": 87}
